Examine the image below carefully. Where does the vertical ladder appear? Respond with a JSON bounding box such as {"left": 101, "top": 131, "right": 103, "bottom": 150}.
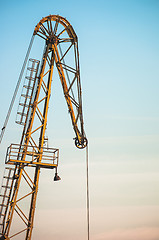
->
{"left": 0, "top": 167, "right": 15, "bottom": 235}
{"left": 16, "top": 58, "right": 40, "bottom": 125}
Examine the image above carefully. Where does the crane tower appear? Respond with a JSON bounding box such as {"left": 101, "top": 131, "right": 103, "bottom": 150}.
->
{"left": 0, "top": 15, "right": 87, "bottom": 240}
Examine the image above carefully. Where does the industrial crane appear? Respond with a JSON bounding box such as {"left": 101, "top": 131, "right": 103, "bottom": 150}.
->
{"left": 0, "top": 15, "right": 87, "bottom": 240}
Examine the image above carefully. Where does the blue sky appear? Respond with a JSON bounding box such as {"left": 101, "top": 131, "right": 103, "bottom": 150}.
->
{"left": 0, "top": 0, "right": 159, "bottom": 239}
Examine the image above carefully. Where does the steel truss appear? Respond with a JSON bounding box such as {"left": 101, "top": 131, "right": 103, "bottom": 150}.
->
{"left": 0, "top": 15, "right": 87, "bottom": 240}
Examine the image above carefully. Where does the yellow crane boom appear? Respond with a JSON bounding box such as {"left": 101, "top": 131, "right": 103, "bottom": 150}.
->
{"left": 0, "top": 15, "right": 87, "bottom": 240}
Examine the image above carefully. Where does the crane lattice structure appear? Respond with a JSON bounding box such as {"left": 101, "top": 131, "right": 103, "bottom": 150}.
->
{"left": 0, "top": 15, "right": 87, "bottom": 240}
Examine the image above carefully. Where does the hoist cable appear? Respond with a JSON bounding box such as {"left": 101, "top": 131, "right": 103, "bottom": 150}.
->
{"left": 86, "top": 143, "right": 90, "bottom": 240}
{"left": 0, "top": 34, "right": 35, "bottom": 144}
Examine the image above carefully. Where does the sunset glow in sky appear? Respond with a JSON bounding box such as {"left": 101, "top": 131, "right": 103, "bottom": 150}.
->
{"left": 0, "top": 0, "right": 159, "bottom": 239}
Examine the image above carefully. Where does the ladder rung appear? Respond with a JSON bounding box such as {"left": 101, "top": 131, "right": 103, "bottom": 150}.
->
{"left": 2, "top": 185, "right": 11, "bottom": 189}
{"left": 0, "top": 195, "right": 9, "bottom": 198}
{"left": 27, "top": 67, "right": 38, "bottom": 72}
{"left": 26, "top": 76, "right": 36, "bottom": 81}
{"left": 21, "top": 94, "right": 32, "bottom": 99}
{"left": 19, "top": 103, "right": 30, "bottom": 108}
{"left": 0, "top": 204, "right": 7, "bottom": 207}
{"left": 3, "top": 176, "right": 13, "bottom": 180}
{"left": 5, "top": 167, "right": 14, "bottom": 170}
{"left": 17, "top": 112, "right": 27, "bottom": 117}
{"left": 15, "top": 121, "right": 25, "bottom": 125}
{"left": 23, "top": 85, "right": 33, "bottom": 90}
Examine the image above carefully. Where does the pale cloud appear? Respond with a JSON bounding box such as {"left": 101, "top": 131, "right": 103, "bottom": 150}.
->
{"left": 31, "top": 206, "right": 159, "bottom": 239}
{"left": 6, "top": 206, "right": 159, "bottom": 240}
{"left": 104, "top": 115, "right": 159, "bottom": 121}
{"left": 90, "top": 206, "right": 159, "bottom": 230}
{"left": 90, "top": 134, "right": 159, "bottom": 146}
{"left": 93, "top": 227, "right": 159, "bottom": 240}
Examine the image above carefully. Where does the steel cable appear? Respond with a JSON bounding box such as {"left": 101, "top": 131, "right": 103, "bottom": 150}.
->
{"left": 86, "top": 143, "right": 90, "bottom": 240}
{"left": 0, "top": 35, "right": 35, "bottom": 144}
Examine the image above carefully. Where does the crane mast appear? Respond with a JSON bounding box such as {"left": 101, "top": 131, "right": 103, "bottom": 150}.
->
{"left": 0, "top": 15, "right": 87, "bottom": 240}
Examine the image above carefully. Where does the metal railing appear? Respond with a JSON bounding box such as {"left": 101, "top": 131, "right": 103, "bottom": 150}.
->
{"left": 5, "top": 144, "right": 59, "bottom": 169}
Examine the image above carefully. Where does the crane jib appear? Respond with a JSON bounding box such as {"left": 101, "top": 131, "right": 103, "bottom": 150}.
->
{"left": 0, "top": 15, "right": 88, "bottom": 240}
